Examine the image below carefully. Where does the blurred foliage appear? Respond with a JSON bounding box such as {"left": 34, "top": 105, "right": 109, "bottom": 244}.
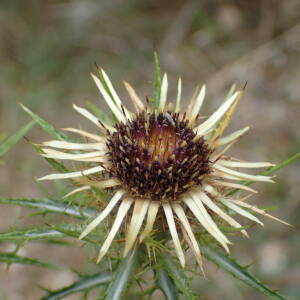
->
{"left": 0, "top": 0, "right": 300, "bottom": 299}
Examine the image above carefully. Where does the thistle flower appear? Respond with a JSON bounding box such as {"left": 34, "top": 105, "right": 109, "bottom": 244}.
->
{"left": 38, "top": 69, "right": 289, "bottom": 270}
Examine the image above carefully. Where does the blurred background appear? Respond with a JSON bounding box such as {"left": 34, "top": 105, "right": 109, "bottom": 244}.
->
{"left": 0, "top": 0, "right": 299, "bottom": 299}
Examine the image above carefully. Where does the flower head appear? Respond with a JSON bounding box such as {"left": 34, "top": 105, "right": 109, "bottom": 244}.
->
{"left": 38, "top": 69, "right": 289, "bottom": 270}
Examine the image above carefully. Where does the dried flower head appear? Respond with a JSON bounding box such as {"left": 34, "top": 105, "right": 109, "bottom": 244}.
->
{"left": 38, "top": 69, "right": 289, "bottom": 270}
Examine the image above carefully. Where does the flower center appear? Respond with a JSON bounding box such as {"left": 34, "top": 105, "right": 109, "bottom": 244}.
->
{"left": 106, "top": 112, "right": 212, "bottom": 201}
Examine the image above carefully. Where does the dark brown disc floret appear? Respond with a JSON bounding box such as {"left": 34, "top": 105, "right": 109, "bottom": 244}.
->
{"left": 106, "top": 112, "right": 212, "bottom": 201}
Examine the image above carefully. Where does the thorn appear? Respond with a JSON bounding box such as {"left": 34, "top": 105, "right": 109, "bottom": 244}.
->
{"left": 120, "top": 104, "right": 129, "bottom": 120}
{"left": 94, "top": 61, "right": 100, "bottom": 70}
{"left": 36, "top": 284, "right": 53, "bottom": 293}
{"left": 242, "top": 81, "right": 248, "bottom": 90}
{"left": 23, "top": 136, "right": 30, "bottom": 143}
{"left": 145, "top": 96, "right": 150, "bottom": 107}
{"left": 98, "top": 120, "right": 110, "bottom": 134}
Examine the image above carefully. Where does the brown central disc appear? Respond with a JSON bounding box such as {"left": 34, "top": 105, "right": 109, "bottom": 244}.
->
{"left": 106, "top": 112, "right": 212, "bottom": 201}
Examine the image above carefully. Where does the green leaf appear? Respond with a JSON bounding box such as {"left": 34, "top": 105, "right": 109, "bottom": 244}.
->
{"left": 0, "top": 197, "right": 96, "bottom": 219}
{"left": 0, "top": 224, "right": 103, "bottom": 245}
{"left": 152, "top": 51, "right": 162, "bottom": 108}
{"left": 41, "top": 157, "right": 68, "bottom": 174}
{"left": 87, "top": 101, "right": 111, "bottom": 124}
{"left": 160, "top": 254, "right": 196, "bottom": 300}
{"left": 262, "top": 152, "right": 300, "bottom": 176}
{"left": 0, "top": 226, "right": 65, "bottom": 242}
{"left": 40, "top": 270, "right": 112, "bottom": 300}
{"left": 156, "top": 268, "right": 179, "bottom": 300}
{"left": 21, "top": 104, "right": 71, "bottom": 141}
{"left": 0, "top": 252, "right": 66, "bottom": 270}
{"left": 30, "top": 142, "right": 69, "bottom": 173}
{"left": 0, "top": 120, "right": 35, "bottom": 157}
{"left": 105, "top": 248, "right": 139, "bottom": 300}
{"left": 52, "top": 224, "right": 103, "bottom": 244}
{"left": 201, "top": 245, "right": 288, "bottom": 300}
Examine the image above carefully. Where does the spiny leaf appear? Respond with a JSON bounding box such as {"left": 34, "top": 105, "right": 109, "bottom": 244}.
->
{"left": 41, "top": 157, "right": 68, "bottom": 174}
{"left": 156, "top": 268, "right": 180, "bottom": 300}
{"left": 0, "top": 120, "right": 35, "bottom": 157}
{"left": 0, "top": 224, "right": 103, "bottom": 245}
{"left": 152, "top": 51, "right": 162, "bottom": 108}
{"left": 87, "top": 101, "right": 111, "bottom": 124}
{"left": 0, "top": 226, "right": 65, "bottom": 242}
{"left": 0, "top": 224, "right": 82, "bottom": 241}
{"left": 105, "top": 248, "right": 139, "bottom": 300}
{"left": 261, "top": 152, "right": 300, "bottom": 176}
{"left": 0, "top": 197, "right": 96, "bottom": 219}
{"left": 40, "top": 239, "right": 74, "bottom": 246}
{"left": 21, "top": 104, "right": 71, "bottom": 141}
{"left": 40, "top": 270, "right": 112, "bottom": 300}
{"left": 30, "top": 142, "right": 68, "bottom": 173}
{"left": 201, "top": 245, "right": 288, "bottom": 300}
{"left": 52, "top": 224, "right": 103, "bottom": 244}
{"left": 20, "top": 108, "right": 76, "bottom": 189}
{"left": 0, "top": 252, "right": 66, "bottom": 270}
{"left": 160, "top": 254, "right": 196, "bottom": 300}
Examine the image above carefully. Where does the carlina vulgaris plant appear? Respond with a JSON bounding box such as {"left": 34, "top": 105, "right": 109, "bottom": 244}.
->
{"left": 25, "top": 59, "right": 292, "bottom": 278}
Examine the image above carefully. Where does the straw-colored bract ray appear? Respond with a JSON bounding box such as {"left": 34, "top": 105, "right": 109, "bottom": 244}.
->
{"left": 79, "top": 190, "right": 125, "bottom": 240}
{"left": 189, "top": 85, "right": 206, "bottom": 123}
{"left": 124, "top": 199, "right": 150, "bottom": 256}
{"left": 97, "top": 198, "right": 133, "bottom": 263}
{"left": 39, "top": 166, "right": 104, "bottom": 181}
{"left": 210, "top": 90, "right": 243, "bottom": 143}
{"left": 163, "top": 203, "right": 185, "bottom": 267}
{"left": 214, "top": 127, "right": 250, "bottom": 147}
{"left": 175, "top": 77, "right": 182, "bottom": 113}
{"left": 158, "top": 73, "right": 168, "bottom": 113}
{"left": 195, "top": 91, "right": 241, "bottom": 135}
